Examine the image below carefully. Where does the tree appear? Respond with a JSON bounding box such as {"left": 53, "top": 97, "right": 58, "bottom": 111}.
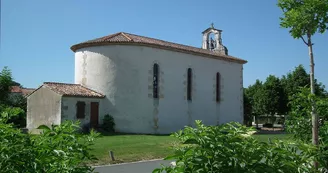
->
{"left": 285, "top": 87, "right": 328, "bottom": 170}
{"left": 0, "top": 67, "right": 27, "bottom": 127}
{"left": 281, "top": 65, "right": 326, "bottom": 105}
{"left": 245, "top": 80, "right": 265, "bottom": 128}
{"left": 277, "top": 0, "right": 328, "bottom": 158}
{"left": 262, "top": 75, "right": 286, "bottom": 127}
{"left": 243, "top": 90, "right": 252, "bottom": 126}
{"left": 0, "top": 67, "right": 13, "bottom": 105}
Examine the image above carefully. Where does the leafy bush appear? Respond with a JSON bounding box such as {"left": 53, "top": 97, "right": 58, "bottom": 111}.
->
{"left": 153, "top": 121, "right": 317, "bottom": 173}
{"left": 318, "top": 121, "right": 328, "bottom": 170}
{"left": 0, "top": 119, "right": 99, "bottom": 173}
{"left": 81, "top": 122, "right": 91, "bottom": 134}
{"left": 285, "top": 87, "right": 328, "bottom": 142}
{"left": 7, "top": 93, "right": 27, "bottom": 112}
{"left": 284, "top": 87, "right": 328, "bottom": 170}
{"left": 0, "top": 67, "right": 13, "bottom": 104}
{"left": 0, "top": 106, "right": 26, "bottom": 128}
{"left": 102, "top": 114, "right": 115, "bottom": 133}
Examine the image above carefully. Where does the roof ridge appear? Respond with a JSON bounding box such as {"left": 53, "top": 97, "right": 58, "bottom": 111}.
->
{"left": 78, "top": 85, "right": 105, "bottom": 96}
{"left": 22, "top": 88, "right": 36, "bottom": 90}
{"left": 28, "top": 82, "right": 105, "bottom": 98}
{"left": 124, "top": 32, "right": 237, "bottom": 58}
{"left": 121, "top": 32, "right": 133, "bottom": 41}
{"left": 25, "top": 85, "right": 44, "bottom": 98}
{"left": 121, "top": 32, "right": 222, "bottom": 54}
{"left": 44, "top": 82, "right": 79, "bottom": 85}
{"left": 124, "top": 32, "right": 173, "bottom": 44}
{"left": 100, "top": 32, "right": 122, "bottom": 41}
{"left": 42, "top": 84, "right": 63, "bottom": 96}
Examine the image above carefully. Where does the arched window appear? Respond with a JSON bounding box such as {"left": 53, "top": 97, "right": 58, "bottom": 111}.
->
{"left": 153, "top": 63, "right": 159, "bottom": 99}
{"left": 187, "top": 68, "right": 192, "bottom": 101}
{"left": 216, "top": 72, "right": 221, "bottom": 102}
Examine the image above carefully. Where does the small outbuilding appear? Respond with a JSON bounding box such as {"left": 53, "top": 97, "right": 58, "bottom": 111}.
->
{"left": 26, "top": 82, "right": 105, "bottom": 133}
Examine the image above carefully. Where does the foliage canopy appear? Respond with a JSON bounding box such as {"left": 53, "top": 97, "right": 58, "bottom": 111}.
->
{"left": 154, "top": 121, "right": 318, "bottom": 173}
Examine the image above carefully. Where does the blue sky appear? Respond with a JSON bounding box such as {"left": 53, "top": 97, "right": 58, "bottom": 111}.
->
{"left": 1, "top": 0, "right": 327, "bottom": 89}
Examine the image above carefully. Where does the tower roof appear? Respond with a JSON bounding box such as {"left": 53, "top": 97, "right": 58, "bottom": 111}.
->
{"left": 202, "top": 23, "right": 222, "bottom": 34}
{"left": 202, "top": 27, "right": 222, "bottom": 34}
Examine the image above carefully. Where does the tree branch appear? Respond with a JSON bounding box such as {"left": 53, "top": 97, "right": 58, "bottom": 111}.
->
{"left": 300, "top": 35, "right": 309, "bottom": 46}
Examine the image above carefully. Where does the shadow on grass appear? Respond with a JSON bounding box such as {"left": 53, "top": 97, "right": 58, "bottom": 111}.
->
{"left": 94, "top": 128, "right": 171, "bottom": 137}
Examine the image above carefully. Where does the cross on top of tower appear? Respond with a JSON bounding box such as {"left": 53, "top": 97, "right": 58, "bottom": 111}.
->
{"left": 211, "top": 23, "right": 214, "bottom": 28}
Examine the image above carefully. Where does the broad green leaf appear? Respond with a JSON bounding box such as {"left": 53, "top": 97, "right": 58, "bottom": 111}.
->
{"left": 183, "top": 139, "right": 198, "bottom": 145}
{"left": 37, "top": 125, "right": 51, "bottom": 131}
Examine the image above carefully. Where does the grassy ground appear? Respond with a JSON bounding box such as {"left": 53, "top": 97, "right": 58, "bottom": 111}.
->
{"left": 253, "top": 133, "right": 293, "bottom": 142}
{"left": 90, "top": 135, "right": 177, "bottom": 165}
{"left": 89, "top": 133, "right": 292, "bottom": 166}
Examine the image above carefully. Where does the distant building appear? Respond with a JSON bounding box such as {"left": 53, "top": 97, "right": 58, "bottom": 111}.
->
{"left": 27, "top": 25, "right": 247, "bottom": 134}
{"left": 10, "top": 86, "right": 35, "bottom": 97}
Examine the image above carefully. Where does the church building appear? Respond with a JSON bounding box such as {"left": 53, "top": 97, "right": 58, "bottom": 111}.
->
{"left": 26, "top": 25, "right": 247, "bottom": 134}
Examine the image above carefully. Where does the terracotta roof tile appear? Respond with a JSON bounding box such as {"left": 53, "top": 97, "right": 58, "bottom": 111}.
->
{"left": 70, "top": 32, "right": 247, "bottom": 64}
{"left": 21, "top": 88, "right": 35, "bottom": 96}
{"left": 27, "top": 82, "right": 105, "bottom": 98}
{"left": 10, "top": 86, "right": 35, "bottom": 96}
{"left": 10, "top": 86, "right": 22, "bottom": 93}
{"left": 43, "top": 82, "right": 105, "bottom": 98}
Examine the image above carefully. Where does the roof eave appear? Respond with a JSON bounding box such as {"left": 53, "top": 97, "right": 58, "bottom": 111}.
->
{"left": 70, "top": 42, "right": 247, "bottom": 64}
{"left": 202, "top": 28, "right": 222, "bottom": 34}
{"left": 62, "top": 94, "right": 105, "bottom": 98}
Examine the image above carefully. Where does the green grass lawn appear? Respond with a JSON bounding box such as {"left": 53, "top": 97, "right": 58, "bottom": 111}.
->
{"left": 90, "top": 135, "right": 177, "bottom": 165}
{"left": 253, "top": 133, "right": 293, "bottom": 142}
{"left": 89, "top": 133, "right": 292, "bottom": 165}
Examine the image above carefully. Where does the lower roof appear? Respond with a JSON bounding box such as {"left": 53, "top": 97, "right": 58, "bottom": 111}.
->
{"left": 27, "top": 82, "right": 105, "bottom": 98}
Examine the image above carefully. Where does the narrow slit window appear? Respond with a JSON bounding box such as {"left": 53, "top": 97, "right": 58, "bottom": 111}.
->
{"left": 153, "top": 63, "right": 159, "bottom": 99}
{"left": 76, "top": 101, "right": 86, "bottom": 119}
{"left": 216, "top": 72, "right": 221, "bottom": 102}
{"left": 187, "top": 68, "right": 192, "bottom": 101}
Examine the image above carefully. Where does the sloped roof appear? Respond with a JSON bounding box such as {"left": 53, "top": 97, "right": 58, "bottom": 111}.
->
{"left": 202, "top": 27, "right": 222, "bottom": 34}
{"left": 70, "top": 32, "right": 247, "bottom": 64}
{"left": 10, "top": 86, "right": 35, "bottom": 96}
{"left": 28, "top": 82, "right": 105, "bottom": 98}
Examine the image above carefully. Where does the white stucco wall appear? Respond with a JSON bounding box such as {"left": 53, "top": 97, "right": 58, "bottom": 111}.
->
{"left": 61, "top": 97, "right": 105, "bottom": 126}
{"left": 74, "top": 45, "right": 244, "bottom": 134}
{"left": 27, "top": 87, "right": 61, "bottom": 132}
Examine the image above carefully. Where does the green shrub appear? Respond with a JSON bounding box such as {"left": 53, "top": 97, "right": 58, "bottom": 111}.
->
{"left": 0, "top": 106, "right": 26, "bottom": 128}
{"left": 284, "top": 87, "right": 328, "bottom": 171}
{"left": 153, "top": 121, "right": 317, "bottom": 173}
{"left": 285, "top": 87, "right": 328, "bottom": 142}
{"left": 0, "top": 120, "right": 98, "bottom": 173}
{"left": 102, "top": 114, "right": 115, "bottom": 133}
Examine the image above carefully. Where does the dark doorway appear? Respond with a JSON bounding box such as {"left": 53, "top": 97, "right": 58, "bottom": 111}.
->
{"left": 90, "top": 102, "right": 99, "bottom": 128}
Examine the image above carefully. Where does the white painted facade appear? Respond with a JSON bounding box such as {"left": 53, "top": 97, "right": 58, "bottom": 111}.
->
{"left": 61, "top": 97, "right": 104, "bottom": 125}
{"left": 27, "top": 86, "right": 62, "bottom": 133}
{"left": 27, "top": 86, "right": 104, "bottom": 133}
{"left": 74, "top": 44, "right": 244, "bottom": 134}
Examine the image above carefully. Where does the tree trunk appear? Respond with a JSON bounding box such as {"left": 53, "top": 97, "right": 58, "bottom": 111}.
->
{"left": 308, "top": 34, "right": 319, "bottom": 169}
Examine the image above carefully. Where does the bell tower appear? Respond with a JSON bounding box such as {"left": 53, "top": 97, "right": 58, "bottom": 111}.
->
{"left": 202, "top": 23, "right": 228, "bottom": 55}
